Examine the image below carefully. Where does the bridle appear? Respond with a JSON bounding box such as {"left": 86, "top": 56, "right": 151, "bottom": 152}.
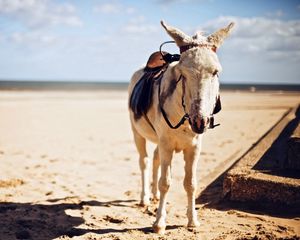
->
{"left": 157, "top": 41, "right": 220, "bottom": 131}
{"left": 158, "top": 73, "right": 189, "bottom": 129}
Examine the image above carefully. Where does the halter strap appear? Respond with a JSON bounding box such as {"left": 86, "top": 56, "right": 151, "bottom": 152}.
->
{"left": 180, "top": 43, "right": 217, "bottom": 53}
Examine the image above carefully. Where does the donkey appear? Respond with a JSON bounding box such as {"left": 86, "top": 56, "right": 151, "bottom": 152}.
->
{"left": 128, "top": 21, "right": 234, "bottom": 234}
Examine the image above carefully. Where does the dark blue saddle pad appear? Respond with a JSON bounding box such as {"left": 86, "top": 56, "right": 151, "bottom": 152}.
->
{"left": 129, "top": 68, "right": 163, "bottom": 120}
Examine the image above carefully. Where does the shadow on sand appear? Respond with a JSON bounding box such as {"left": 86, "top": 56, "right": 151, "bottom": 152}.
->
{"left": 0, "top": 198, "right": 183, "bottom": 239}
{"left": 1, "top": 198, "right": 179, "bottom": 239}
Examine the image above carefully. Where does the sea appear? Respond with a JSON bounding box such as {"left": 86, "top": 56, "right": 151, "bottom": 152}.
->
{"left": 0, "top": 80, "right": 300, "bottom": 92}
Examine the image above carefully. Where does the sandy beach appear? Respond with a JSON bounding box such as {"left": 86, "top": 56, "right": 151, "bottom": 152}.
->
{"left": 0, "top": 89, "right": 299, "bottom": 240}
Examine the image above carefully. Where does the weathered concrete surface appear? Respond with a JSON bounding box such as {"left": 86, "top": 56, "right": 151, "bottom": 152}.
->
{"left": 288, "top": 122, "right": 300, "bottom": 170}
{"left": 223, "top": 105, "right": 300, "bottom": 206}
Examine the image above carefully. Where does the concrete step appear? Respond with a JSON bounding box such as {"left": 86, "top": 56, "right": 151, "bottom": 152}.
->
{"left": 223, "top": 105, "right": 300, "bottom": 206}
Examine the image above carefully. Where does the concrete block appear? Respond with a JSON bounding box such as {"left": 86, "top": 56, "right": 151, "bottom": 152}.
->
{"left": 223, "top": 106, "right": 300, "bottom": 206}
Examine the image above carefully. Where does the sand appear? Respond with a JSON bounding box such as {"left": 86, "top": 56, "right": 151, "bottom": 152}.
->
{"left": 0, "top": 90, "right": 299, "bottom": 240}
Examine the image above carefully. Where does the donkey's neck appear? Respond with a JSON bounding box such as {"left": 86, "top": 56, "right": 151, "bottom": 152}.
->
{"left": 160, "top": 65, "right": 186, "bottom": 123}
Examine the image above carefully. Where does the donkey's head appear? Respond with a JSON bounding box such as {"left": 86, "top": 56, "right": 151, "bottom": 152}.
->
{"left": 161, "top": 21, "right": 234, "bottom": 134}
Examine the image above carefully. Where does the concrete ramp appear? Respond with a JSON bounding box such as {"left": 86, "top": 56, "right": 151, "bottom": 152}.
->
{"left": 223, "top": 105, "right": 300, "bottom": 206}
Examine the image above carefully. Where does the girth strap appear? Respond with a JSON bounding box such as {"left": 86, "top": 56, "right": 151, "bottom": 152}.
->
{"left": 143, "top": 113, "right": 156, "bottom": 132}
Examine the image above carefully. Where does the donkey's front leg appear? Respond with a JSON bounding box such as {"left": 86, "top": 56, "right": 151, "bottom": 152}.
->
{"left": 153, "top": 145, "right": 173, "bottom": 234}
{"left": 183, "top": 144, "right": 201, "bottom": 228}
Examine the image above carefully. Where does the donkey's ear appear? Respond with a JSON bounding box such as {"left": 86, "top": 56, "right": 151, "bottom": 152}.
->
{"left": 207, "top": 22, "right": 235, "bottom": 49}
{"left": 160, "top": 20, "right": 192, "bottom": 47}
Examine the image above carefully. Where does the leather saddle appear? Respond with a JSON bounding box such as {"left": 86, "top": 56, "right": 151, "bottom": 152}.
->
{"left": 146, "top": 51, "right": 167, "bottom": 69}
{"left": 129, "top": 52, "right": 168, "bottom": 120}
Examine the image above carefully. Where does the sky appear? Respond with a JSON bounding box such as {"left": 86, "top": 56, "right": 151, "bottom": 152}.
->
{"left": 0, "top": 0, "right": 300, "bottom": 84}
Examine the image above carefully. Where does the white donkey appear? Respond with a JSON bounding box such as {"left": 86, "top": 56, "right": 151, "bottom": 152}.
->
{"left": 128, "top": 21, "right": 234, "bottom": 234}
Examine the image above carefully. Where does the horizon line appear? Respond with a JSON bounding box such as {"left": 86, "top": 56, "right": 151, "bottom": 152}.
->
{"left": 0, "top": 79, "right": 299, "bottom": 86}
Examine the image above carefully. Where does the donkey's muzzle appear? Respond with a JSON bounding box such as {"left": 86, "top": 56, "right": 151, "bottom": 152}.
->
{"left": 189, "top": 116, "right": 209, "bottom": 134}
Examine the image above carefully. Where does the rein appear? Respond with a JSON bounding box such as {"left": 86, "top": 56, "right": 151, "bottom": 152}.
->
{"left": 158, "top": 74, "right": 189, "bottom": 129}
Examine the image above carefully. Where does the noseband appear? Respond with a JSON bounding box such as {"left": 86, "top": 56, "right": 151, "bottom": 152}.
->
{"left": 158, "top": 41, "right": 220, "bottom": 131}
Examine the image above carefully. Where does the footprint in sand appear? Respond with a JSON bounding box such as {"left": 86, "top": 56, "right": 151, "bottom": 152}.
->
{"left": 49, "top": 158, "right": 58, "bottom": 163}
{"left": 201, "top": 151, "right": 215, "bottom": 156}
{"left": 142, "top": 206, "right": 156, "bottom": 216}
{"left": 45, "top": 191, "right": 53, "bottom": 196}
{"left": 0, "top": 179, "right": 25, "bottom": 188}
{"left": 219, "top": 139, "right": 233, "bottom": 147}
{"left": 124, "top": 190, "right": 132, "bottom": 196}
{"left": 103, "top": 215, "right": 126, "bottom": 224}
{"left": 124, "top": 157, "right": 131, "bottom": 161}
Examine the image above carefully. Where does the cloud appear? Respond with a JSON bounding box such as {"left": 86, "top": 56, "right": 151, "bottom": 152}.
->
{"left": 198, "top": 16, "right": 300, "bottom": 60}
{"left": 121, "top": 16, "right": 158, "bottom": 34}
{"left": 93, "top": 2, "right": 135, "bottom": 14}
{"left": 265, "top": 9, "right": 284, "bottom": 18}
{"left": 122, "top": 23, "right": 157, "bottom": 34}
{"left": 157, "top": 0, "right": 201, "bottom": 3}
{"left": 157, "top": 0, "right": 213, "bottom": 5}
{"left": 9, "top": 31, "right": 58, "bottom": 46}
{"left": 0, "top": 0, "right": 83, "bottom": 28}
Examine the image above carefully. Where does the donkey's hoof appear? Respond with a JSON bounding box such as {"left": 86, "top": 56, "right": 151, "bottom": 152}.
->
{"left": 139, "top": 201, "right": 149, "bottom": 207}
{"left": 140, "top": 194, "right": 150, "bottom": 206}
{"left": 187, "top": 219, "right": 200, "bottom": 228}
{"left": 153, "top": 224, "right": 166, "bottom": 234}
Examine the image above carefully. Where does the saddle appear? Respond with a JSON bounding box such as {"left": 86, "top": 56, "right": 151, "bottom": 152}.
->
{"left": 146, "top": 51, "right": 167, "bottom": 69}
{"left": 129, "top": 52, "right": 168, "bottom": 120}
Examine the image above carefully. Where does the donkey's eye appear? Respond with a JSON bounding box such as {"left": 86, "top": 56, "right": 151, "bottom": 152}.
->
{"left": 212, "top": 70, "right": 219, "bottom": 77}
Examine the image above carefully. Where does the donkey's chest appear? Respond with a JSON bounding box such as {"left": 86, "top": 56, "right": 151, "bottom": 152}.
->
{"left": 157, "top": 124, "right": 200, "bottom": 150}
